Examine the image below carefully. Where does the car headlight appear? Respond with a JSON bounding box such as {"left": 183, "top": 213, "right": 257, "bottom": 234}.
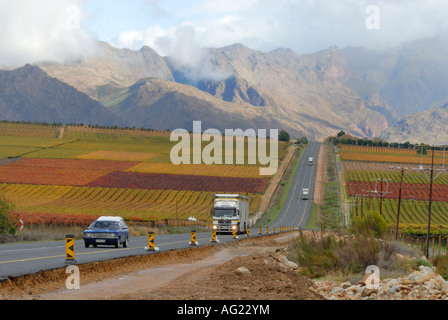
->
{"left": 108, "top": 233, "right": 119, "bottom": 239}
{"left": 84, "top": 233, "right": 95, "bottom": 238}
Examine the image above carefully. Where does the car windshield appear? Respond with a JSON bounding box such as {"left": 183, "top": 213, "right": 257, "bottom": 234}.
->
{"left": 91, "top": 221, "right": 120, "bottom": 229}
{"left": 213, "top": 208, "right": 236, "bottom": 217}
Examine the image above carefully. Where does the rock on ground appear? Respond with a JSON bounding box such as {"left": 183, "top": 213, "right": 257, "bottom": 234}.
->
{"left": 312, "top": 265, "right": 448, "bottom": 300}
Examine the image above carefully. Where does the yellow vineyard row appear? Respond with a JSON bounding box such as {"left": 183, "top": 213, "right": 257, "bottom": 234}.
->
{"left": 0, "top": 183, "right": 261, "bottom": 221}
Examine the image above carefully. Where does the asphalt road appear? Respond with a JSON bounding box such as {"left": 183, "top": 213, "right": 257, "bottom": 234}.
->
{"left": 0, "top": 142, "right": 320, "bottom": 280}
{"left": 270, "top": 142, "right": 320, "bottom": 229}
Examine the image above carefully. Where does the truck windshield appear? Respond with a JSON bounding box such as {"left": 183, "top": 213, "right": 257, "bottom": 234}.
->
{"left": 213, "top": 208, "right": 236, "bottom": 217}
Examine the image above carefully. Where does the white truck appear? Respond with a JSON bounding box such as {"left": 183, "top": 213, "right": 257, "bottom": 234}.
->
{"left": 302, "top": 188, "right": 309, "bottom": 200}
{"left": 211, "top": 194, "right": 249, "bottom": 234}
{"left": 308, "top": 157, "right": 314, "bottom": 166}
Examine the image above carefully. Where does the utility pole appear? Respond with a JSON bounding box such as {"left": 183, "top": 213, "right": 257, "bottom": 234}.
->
{"left": 390, "top": 166, "right": 408, "bottom": 240}
{"left": 358, "top": 192, "right": 369, "bottom": 218}
{"left": 396, "top": 168, "right": 404, "bottom": 240}
{"left": 411, "top": 146, "right": 446, "bottom": 259}
{"left": 365, "top": 178, "right": 391, "bottom": 216}
{"left": 425, "top": 148, "right": 435, "bottom": 259}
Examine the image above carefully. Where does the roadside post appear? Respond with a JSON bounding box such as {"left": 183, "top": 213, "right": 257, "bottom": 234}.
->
{"left": 190, "top": 230, "right": 199, "bottom": 246}
{"left": 145, "top": 232, "right": 159, "bottom": 251}
{"left": 211, "top": 230, "right": 219, "bottom": 243}
{"left": 19, "top": 218, "right": 24, "bottom": 242}
{"left": 64, "top": 234, "right": 77, "bottom": 265}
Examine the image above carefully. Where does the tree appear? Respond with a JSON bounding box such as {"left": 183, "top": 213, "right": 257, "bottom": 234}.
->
{"left": 337, "top": 130, "right": 346, "bottom": 137}
{"left": 279, "top": 130, "right": 290, "bottom": 142}
{"left": 0, "top": 199, "right": 15, "bottom": 235}
{"left": 297, "top": 137, "right": 308, "bottom": 144}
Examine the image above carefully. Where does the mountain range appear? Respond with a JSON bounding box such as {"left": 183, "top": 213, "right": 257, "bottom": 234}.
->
{"left": 0, "top": 34, "right": 447, "bottom": 141}
{"left": 381, "top": 103, "right": 448, "bottom": 145}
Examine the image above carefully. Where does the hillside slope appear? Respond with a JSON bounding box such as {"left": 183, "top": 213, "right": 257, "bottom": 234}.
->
{"left": 0, "top": 64, "right": 126, "bottom": 127}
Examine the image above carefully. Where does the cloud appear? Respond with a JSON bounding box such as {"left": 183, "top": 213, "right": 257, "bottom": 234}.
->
{"left": 143, "top": 0, "right": 169, "bottom": 18}
{"left": 2, "top": 0, "right": 447, "bottom": 69}
{"left": 162, "top": 25, "right": 232, "bottom": 82}
{"left": 0, "top": 0, "right": 97, "bottom": 67}
{"left": 112, "top": 23, "right": 230, "bottom": 82}
{"left": 112, "top": 0, "right": 448, "bottom": 55}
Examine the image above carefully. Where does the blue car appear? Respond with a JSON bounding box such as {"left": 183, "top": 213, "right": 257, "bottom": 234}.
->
{"left": 83, "top": 216, "right": 129, "bottom": 248}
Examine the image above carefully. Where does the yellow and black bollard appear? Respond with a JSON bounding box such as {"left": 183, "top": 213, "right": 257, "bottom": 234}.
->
{"left": 259, "top": 227, "right": 262, "bottom": 235}
{"left": 145, "top": 232, "right": 159, "bottom": 251}
{"left": 148, "top": 232, "right": 155, "bottom": 250}
{"left": 64, "top": 234, "right": 76, "bottom": 265}
{"left": 190, "top": 230, "right": 198, "bottom": 246}
{"left": 233, "top": 228, "right": 238, "bottom": 239}
{"left": 246, "top": 228, "right": 250, "bottom": 237}
{"left": 273, "top": 226, "right": 276, "bottom": 233}
{"left": 211, "top": 230, "right": 219, "bottom": 243}
{"left": 266, "top": 227, "right": 269, "bottom": 234}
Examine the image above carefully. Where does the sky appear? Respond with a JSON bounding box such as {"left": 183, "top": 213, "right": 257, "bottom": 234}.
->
{"left": 1, "top": 0, "right": 448, "bottom": 67}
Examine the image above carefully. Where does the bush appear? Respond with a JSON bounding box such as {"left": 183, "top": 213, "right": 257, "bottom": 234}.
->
{"left": 334, "top": 236, "right": 380, "bottom": 272}
{"left": 433, "top": 256, "right": 448, "bottom": 280}
{"left": 291, "top": 231, "right": 403, "bottom": 279}
{"left": 350, "top": 210, "right": 387, "bottom": 238}
{"left": 294, "top": 231, "right": 338, "bottom": 278}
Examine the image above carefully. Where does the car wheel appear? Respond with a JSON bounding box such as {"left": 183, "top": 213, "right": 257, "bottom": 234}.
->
{"left": 123, "top": 237, "right": 128, "bottom": 248}
{"left": 85, "top": 243, "right": 90, "bottom": 248}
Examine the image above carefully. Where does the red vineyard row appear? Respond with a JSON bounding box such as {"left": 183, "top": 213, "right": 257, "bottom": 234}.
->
{"left": 346, "top": 181, "right": 448, "bottom": 202}
{"left": 11, "top": 212, "right": 100, "bottom": 227}
{"left": 0, "top": 158, "right": 270, "bottom": 193}
{"left": 87, "top": 171, "right": 270, "bottom": 194}
{"left": 5, "top": 158, "right": 137, "bottom": 170}
{"left": 0, "top": 158, "right": 138, "bottom": 186}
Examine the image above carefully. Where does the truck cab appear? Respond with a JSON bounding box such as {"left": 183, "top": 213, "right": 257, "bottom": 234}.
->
{"left": 211, "top": 194, "right": 249, "bottom": 234}
{"left": 308, "top": 157, "right": 314, "bottom": 166}
{"left": 302, "top": 188, "right": 309, "bottom": 200}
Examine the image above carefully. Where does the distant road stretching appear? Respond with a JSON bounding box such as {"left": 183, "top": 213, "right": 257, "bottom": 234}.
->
{"left": 270, "top": 142, "right": 320, "bottom": 229}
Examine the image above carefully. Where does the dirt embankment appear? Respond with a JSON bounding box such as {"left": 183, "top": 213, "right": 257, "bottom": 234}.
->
{"left": 0, "top": 232, "right": 323, "bottom": 300}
